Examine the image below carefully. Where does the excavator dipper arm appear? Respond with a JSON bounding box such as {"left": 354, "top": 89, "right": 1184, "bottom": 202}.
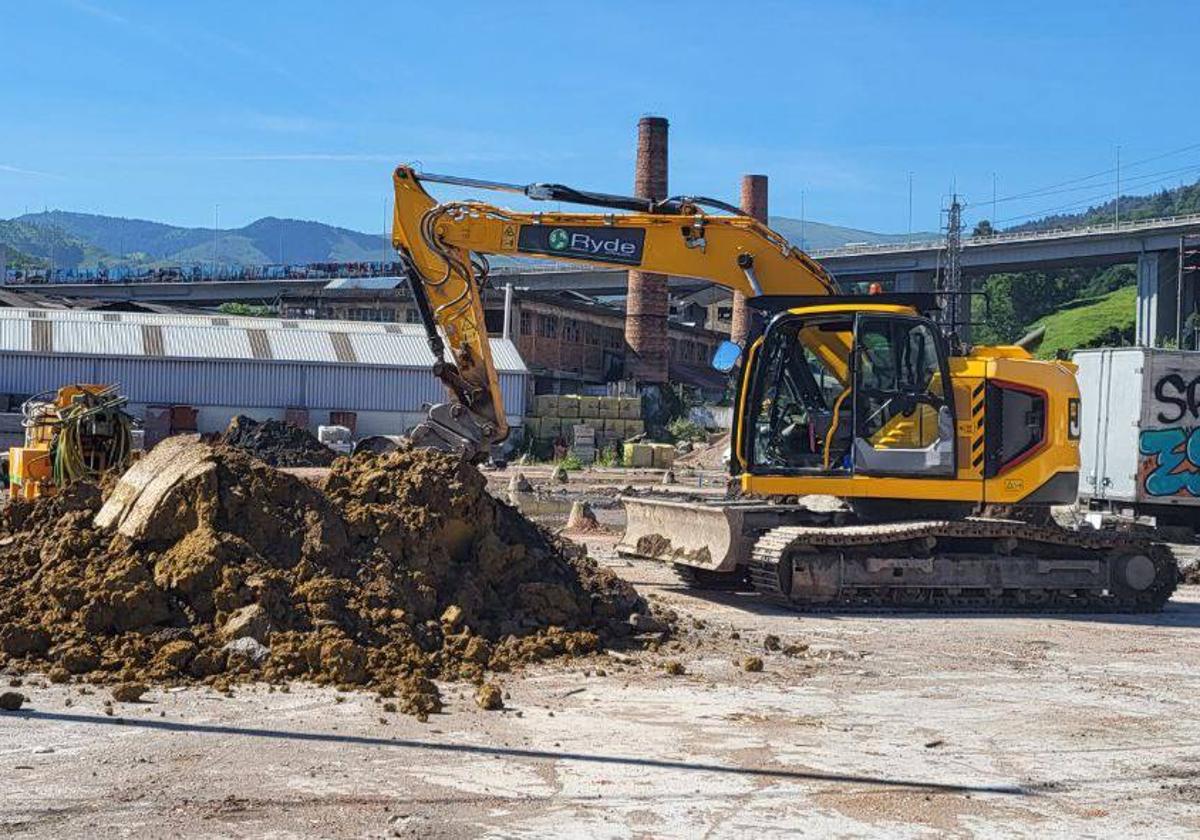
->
{"left": 391, "top": 165, "right": 840, "bottom": 458}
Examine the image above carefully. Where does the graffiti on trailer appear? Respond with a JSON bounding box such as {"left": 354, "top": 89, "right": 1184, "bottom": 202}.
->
{"left": 1137, "top": 372, "right": 1200, "bottom": 497}
{"left": 1153, "top": 373, "right": 1200, "bottom": 423}
{"left": 1139, "top": 427, "right": 1200, "bottom": 497}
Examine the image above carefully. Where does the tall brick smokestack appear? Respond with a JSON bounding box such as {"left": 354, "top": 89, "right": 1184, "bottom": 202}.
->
{"left": 730, "top": 174, "right": 768, "bottom": 347}
{"left": 624, "top": 116, "right": 669, "bottom": 384}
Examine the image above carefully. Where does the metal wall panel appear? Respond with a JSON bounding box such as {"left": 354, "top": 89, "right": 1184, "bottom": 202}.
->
{"left": 0, "top": 318, "right": 31, "bottom": 352}
{"left": 0, "top": 354, "right": 97, "bottom": 397}
{"left": 305, "top": 365, "right": 443, "bottom": 412}
{"left": 0, "top": 351, "right": 528, "bottom": 415}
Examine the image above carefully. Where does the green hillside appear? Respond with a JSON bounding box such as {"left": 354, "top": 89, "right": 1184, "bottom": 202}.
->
{"left": 7, "top": 211, "right": 388, "bottom": 268}
{"left": 1, "top": 242, "right": 43, "bottom": 268}
{"left": 1030, "top": 285, "right": 1137, "bottom": 358}
{"left": 1008, "top": 180, "right": 1200, "bottom": 234}
{"left": 0, "top": 219, "right": 107, "bottom": 269}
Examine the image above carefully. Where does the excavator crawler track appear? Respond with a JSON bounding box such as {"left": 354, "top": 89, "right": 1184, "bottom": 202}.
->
{"left": 749, "top": 518, "right": 1178, "bottom": 613}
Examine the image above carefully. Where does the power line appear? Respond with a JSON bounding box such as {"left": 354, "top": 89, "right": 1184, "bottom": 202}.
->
{"left": 988, "top": 140, "right": 1200, "bottom": 206}
{"left": 982, "top": 158, "right": 1200, "bottom": 209}
{"left": 967, "top": 162, "right": 1200, "bottom": 226}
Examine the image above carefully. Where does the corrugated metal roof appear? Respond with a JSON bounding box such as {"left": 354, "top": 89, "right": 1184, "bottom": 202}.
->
{"left": 1, "top": 306, "right": 429, "bottom": 335}
{"left": 0, "top": 310, "right": 527, "bottom": 374}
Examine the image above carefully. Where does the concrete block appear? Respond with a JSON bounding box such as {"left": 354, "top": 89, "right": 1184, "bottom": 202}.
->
{"left": 618, "top": 397, "right": 642, "bottom": 419}
{"left": 651, "top": 443, "right": 675, "bottom": 469}
{"left": 598, "top": 397, "right": 621, "bottom": 418}
{"left": 534, "top": 395, "right": 558, "bottom": 416}
{"left": 624, "top": 442, "right": 655, "bottom": 468}
{"left": 624, "top": 419, "right": 645, "bottom": 437}
{"left": 572, "top": 424, "right": 596, "bottom": 444}
{"left": 557, "top": 396, "right": 580, "bottom": 418}
{"left": 579, "top": 396, "right": 600, "bottom": 416}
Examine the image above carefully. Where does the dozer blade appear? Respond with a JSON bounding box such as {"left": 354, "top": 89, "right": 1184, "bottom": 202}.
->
{"left": 618, "top": 497, "right": 793, "bottom": 573}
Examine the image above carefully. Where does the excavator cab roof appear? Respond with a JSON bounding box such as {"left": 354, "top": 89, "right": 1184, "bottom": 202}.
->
{"left": 748, "top": 292, "right": 940, "bottom": 318}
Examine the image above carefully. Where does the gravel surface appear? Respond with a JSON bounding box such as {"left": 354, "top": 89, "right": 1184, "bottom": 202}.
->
{"left": 2, "top": 475, "right": 1199, "bottom": 838}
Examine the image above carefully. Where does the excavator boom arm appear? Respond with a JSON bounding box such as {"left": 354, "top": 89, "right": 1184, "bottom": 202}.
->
{"left": 391, "top": 165, "right": 840, "bottom": 458}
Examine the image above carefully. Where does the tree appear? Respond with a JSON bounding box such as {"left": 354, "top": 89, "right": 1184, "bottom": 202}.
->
{"left": 972, "top": 220, "right": 995, "bottom": 238}
{"left": 218, "top": 302, "right": 275, "bottom": 318}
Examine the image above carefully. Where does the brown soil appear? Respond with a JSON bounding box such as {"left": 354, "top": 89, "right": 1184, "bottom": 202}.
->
{"left": 674, "top": 432, "right": 729, "bottom": 470}
{"left": 219, "top": 415, "right": 337, "bottom": 468}
{"left": 0, "top": 445, "right": 651, "bottom": 714}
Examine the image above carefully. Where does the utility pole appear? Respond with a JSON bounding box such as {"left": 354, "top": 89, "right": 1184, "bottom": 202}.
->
{"left": 800, "top": 189, "right": 806, "bottom": 251}
{"left": 213, "top": 204, "right": 220, "bottom": 276}
{"left": 1115, "top": 145, "right": 1122, "bottom": 227}
{"left": 991, "top": 172, "right": 997, "bottom": 231}
{"left": 907, "top": 172, "right": 913, "bottom": 243}
{"left": 382, "top": 197, "right": 390, "bottom": 264}
{"left": 942, "top": 194, "right": 965, "bottom": 343}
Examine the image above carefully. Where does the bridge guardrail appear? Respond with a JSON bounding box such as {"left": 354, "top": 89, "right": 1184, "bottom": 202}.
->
{"left": 809, "top": 212, "right": 1200, "bottom": 259}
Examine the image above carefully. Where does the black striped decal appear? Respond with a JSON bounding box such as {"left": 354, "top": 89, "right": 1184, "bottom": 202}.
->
{"left": 970, "top": 381, "right": 986, "bottom": 470}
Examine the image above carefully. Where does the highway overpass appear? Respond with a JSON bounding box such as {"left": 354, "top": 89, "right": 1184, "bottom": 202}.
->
{"left": 812, "top": 213, "right": 1200, "bottom": 345}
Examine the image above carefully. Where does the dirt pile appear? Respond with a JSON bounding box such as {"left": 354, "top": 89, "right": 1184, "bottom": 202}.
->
{"left": 674, "top": 432, "right": 730, "bottom": 471}
{"left": 219, "top": 415, "right": 337, "bottom": 468}
{"left": 0, "top": 445, "right": 651, "bottom": 714}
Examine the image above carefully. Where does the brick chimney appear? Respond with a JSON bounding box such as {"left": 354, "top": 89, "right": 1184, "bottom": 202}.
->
{"left": 624, "top": 116, "right": 669, "bottom": 383}
{"left": 730, "top": 174, "right": 768, "bottom": 346}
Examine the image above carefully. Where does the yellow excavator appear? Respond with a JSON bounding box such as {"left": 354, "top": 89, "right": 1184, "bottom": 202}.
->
{"left": 390, "top": 165, "right": 1178, "bottom": 611}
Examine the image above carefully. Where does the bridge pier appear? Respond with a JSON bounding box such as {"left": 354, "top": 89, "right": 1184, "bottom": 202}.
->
{"left": 1136, "top": 250, "right": 1181, "bottom": 347}
{"left": 894, "top": 271, "right": 935, "bottom": 292}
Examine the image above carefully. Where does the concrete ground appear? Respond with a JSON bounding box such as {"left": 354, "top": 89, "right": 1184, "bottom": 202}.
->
{"left": 3, "top": 466, "right": 1199, "bottom": 838}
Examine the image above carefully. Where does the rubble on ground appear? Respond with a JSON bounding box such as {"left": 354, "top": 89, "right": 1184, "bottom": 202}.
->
{"left": 0, "top": 443, "right": 653, "bottom": 715}
{"left": 673, "top": 432, "right": 729, "bottom": 471}
{"left": 219, "top": 415, "right": 337, "bottom": 468}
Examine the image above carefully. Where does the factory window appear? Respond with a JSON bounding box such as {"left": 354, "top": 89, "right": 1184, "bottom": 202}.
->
{"left": 405, "top": 308, "right": 421, "bottom": 324}
{"left": 538, "top": 314, "right": 558, "bottom": 339}
{"left": 520, "top": 310, "right": 533, "bottom": 336}
{"left": 563, "top": 318, "right": 580, "bottom": 343}
{"left": 718, "top": 306, "right": 732, "bottom": 320}
{"left": 669, "top": 338, "right": 678, "bottom": 359}
{"left": 585, "top": 324, "right": 602, "bottom": 346}
{"left": 483, "top": 308, "right": 505, "bottom": 334}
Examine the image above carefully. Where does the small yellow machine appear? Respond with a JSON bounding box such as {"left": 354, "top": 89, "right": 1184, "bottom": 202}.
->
{"left": 8, "top": 384, "right": 135, "bottom": 500}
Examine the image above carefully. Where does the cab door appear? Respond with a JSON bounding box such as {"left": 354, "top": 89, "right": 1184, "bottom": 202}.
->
{"left": 851, "top": 314, "right": 956, "bottom": 477}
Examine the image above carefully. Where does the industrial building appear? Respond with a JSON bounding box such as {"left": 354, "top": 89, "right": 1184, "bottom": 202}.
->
{"left": 279, "top": 279, "right": 727, "bottom": 395}
{"left": 0, "top": 307, "right": 528, "bottom": 444}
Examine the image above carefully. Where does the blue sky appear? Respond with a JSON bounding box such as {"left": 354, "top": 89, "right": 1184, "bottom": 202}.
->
{"left": 3, "top": 1, "right": 1198, "bottom": 235}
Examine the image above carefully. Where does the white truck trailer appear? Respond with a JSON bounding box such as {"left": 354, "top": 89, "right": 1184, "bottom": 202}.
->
{"left": 1075, "top": 347, "right": 1200, "bottom": 525}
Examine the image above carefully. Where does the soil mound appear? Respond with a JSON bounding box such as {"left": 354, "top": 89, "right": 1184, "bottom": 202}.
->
{"left": 219, "top": 415, "right": 336, "bottom": 467}
{"left": 0, "top": 445, "right": 649, "bottom": 713}
{"left": 675, "top": 432, "right": 730, "bottom": 471}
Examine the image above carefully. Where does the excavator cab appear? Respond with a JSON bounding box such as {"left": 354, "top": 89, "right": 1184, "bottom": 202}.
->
{"left": 738, "top": 302, "right": 956, "bottom": 480}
